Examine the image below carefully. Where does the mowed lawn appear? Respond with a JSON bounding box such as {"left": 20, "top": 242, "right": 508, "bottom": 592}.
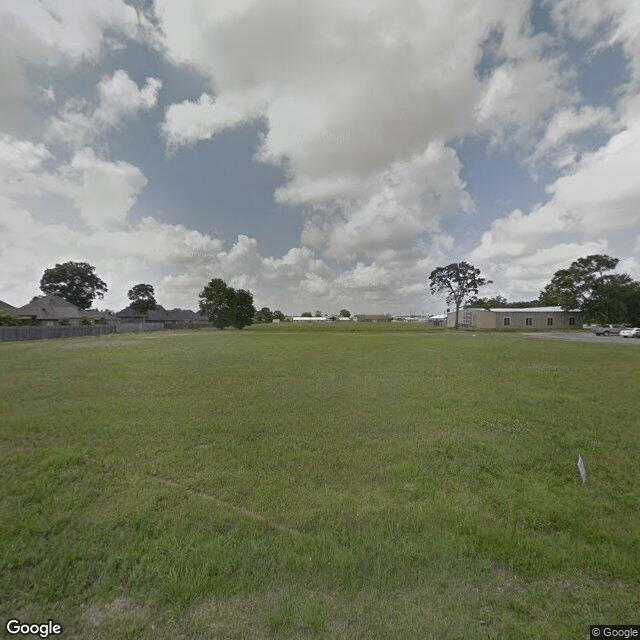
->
{"left": 1, "top": 324, "right": 638, "bottom": 639}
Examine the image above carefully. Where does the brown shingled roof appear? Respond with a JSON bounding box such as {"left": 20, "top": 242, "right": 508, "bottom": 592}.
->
{"left": 15, "top": 295, "right": 81, "bottom": 320}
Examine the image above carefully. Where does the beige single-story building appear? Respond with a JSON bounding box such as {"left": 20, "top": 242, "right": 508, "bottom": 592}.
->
{"left": 446, "top": 306, "right": 582, "bottom": 330}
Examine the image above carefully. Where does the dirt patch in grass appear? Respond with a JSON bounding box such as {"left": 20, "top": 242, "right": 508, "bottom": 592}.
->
{"left": 83, "top": 596, "right": 149, "bottom": 627}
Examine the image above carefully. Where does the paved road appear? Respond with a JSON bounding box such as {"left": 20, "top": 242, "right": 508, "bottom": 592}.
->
{"left": 525, "top": 331, "right": 640, "bottom": 344}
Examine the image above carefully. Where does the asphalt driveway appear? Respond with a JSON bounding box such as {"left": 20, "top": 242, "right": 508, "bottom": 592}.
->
{"left": 524, "top": 331, "right": 640, "bottom": 344}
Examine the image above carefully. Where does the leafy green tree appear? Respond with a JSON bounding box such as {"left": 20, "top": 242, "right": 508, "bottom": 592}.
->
{"left": 301, "top": 312, "right": 312, "bottom": 317}
{"left": 127, "top": 283, "right": 157, "bottom": 316}
{"left": 199, "top": 279, "right": 255, "bottom": 330}
{"left": 231, "top": 288, "right": 256, "bottom": 330}
{"left": 199, "top": 278, "right": 235, "bottom": 329}
{"left": 314, "top": 310, "right": 323, "bottom": 317}
{"left": 473, "top": 295, "right": 507, "bottom": 309}
{"left": 582, "top": 276, "right": 640, "bottom": 324}
{"left": 539, "top": 254, "right": 640, "bottom": 323}
{"left": 339, "top": 309, "right": 351, "bottom": 317}
{"left": 255, "top": 307, "right": 273, "bottom": 323}
{"left": 539, "top": 254, "right": 620, "bottom": 311}
{"left": 474, "top": 296, "right": 546, "bottom": 309}
{"left": 429, "top": 262, "right": 492, "bottom": 329}
{"left": 40, "top": 261, "right": 107, "bottom": 310}
{"left": 272, "top": 310, "right": 286, "bottom": 321}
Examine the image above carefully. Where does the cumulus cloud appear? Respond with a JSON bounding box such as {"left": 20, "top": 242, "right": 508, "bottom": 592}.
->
{"left": 0, "top": 135, "right": 147, "bottom": 229}
{"left": 0, "top": 1, "right": 147, "bottom": 133}
{"left": 470, "top": 96, "right": 640, "bottom": 299}
{"left": 297, "top": 142, "right": 473, "bottom": 261}
{"left": 2, "top": 0, "right": 639, "bottom": 315}
{"left": 0, "top": 0, "right": 139, "bottom": 63}
{"left": 53, "top": 148, "right": 148, "bottom": 228}
{"left": 153, "top": 0, "right": 579, "bottom": 308}
{"left": 46, "top": 70, "right": 162, "bottom": 147}
{"left": 0, "top": 134, "right": 50, "bottom": 182}
{"left": 528, "top": 105, "right": 617, "bottom": 171}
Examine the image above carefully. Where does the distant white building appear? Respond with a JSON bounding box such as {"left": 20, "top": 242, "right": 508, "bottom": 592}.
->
{"left": 292, "top": 316, "right": 328, "bottom": 322}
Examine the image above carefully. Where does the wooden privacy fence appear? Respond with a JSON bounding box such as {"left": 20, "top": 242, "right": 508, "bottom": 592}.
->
{"left": 0, "top": 323, "right": 165, "bottom": 341}
{"left": 115, "top": 322, "right": 165, "bottom": 334}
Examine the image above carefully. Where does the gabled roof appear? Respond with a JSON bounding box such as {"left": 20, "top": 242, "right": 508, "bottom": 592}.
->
{"left": 0, "top": 300, "right": 17, "bottom": 312}
{"left": 116, "top": 305, "right": 201, "bottom": 322}
{"left": 83, "top": 309, "right": 117, "bottom": 319}
{"left": 15, "top": 295, "right": 81, "bottom": 320}
{"left": 148, "top": 307, "right": 201, "bottom": 321}
{"left": 115, "top": 305, "right": 146, "bottom": 319}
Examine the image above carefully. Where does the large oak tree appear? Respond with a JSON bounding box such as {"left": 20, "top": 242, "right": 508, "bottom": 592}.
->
{"left": 539, "top": 254, "right": 640, "bottom": 324}
{"left": 40, "top": 261, "right": 107, "bottom": 310}
{"left": 198, "top": 278, "right": 256, "bottom": 330}
{"left": 127, "top": 283, "right": 157, "bottom": 316}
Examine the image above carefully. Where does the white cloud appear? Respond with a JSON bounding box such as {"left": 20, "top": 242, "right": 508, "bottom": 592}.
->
{"left": 2, "top": 0, "right": 639, "bottom": 316}
{"left": 550, "top": 0, "right": 640, "bottom": 83}
{"left": 0, "top": 134, "right": 50, "bottom": 182}
{"left": 469, "top": 95, "right": 640, "bottom": 300}
{"left": 474, "top": 56, "right": 569, "bottom": 142}
{"left": 162, "top": 91, "right": 265, "bottom": 149}
{"left": 308, "top": 142, "right": 474, "bottom": 261}
{"left": 54, "top": 148, "right": 148, "bottom": 228}
{"left": 47, "top": 70, "right": 162, "bottom": 147}
{"left": 0, "top": 1, "right": 146, "bottom": 133}
{"left": 0, "top": 134, "right": 146, "bottom": 229}
{"left": 154, "top": 0, "right": 577, "bottom": 305}
{"left": 541, "top": 106, "right": 615, "bottom": 151}
{"left": 0, "top": 0, "right": 139, "bottom": 63}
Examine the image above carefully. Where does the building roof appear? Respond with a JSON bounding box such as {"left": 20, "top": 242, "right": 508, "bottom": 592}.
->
{"left": 0, "top": 300, "right": 17, "bottom": 312}
{"left": 15, "top": 295, "right": 81, "bottom": 320}
{"left": 83, "top": 309, "right": 117, "bottom": 319}
{"left": 116, "top": 305, "right": 201, "bottom": 322}
{"left": 148, "top": 307, "right": 200, "bottom": 322}
{"left": 470, "top": 306, "right": 580, "bottom": 313}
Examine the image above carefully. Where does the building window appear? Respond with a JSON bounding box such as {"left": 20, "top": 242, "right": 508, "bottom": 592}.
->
{"left": 547, "top": 317, "right": 554, "bottom": 326}
{"left": 503, "top": 317, "right": 510, "bottom": 326}
{"left": 525, "top": 317, "right": 532, "bottom": 326}
{"left": 462, "top": 310, "right": 472, "bottom": 326}
{"left": 569, "top": 317, "right": 575, "bottom": 326}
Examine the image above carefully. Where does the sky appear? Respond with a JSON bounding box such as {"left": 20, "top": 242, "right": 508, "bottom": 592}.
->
{"left": 1, "top": 0, "right": 639, "bottom": 316}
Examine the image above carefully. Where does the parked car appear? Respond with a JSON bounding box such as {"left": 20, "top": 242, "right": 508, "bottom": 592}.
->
{"left": 592, "top": 324, "right": 631, "bottom": 336}
{"left": 619, "top": 327, "right": 640, "bottom": 338}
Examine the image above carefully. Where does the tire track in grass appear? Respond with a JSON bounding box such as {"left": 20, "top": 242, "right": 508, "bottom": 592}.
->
{"left": 146, "top": 474, "right": 302, "bottom": 537}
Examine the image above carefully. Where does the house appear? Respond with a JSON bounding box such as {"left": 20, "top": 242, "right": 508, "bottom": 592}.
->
{"left": 116, "top": 305, "right": 206, "bottom": 327}
{"left": 15, "top": 295, "right": 82, "bottom": 325}
{"left": 147, "top": 307, "right": 206, "bottom": 326}
{"left": 446, "top": 306, "right": 582, "bottom": 330}
{"left": 0, "top": 300, "right": 17, "bottom": 313}
{"left": 82, "top": 309, "right": 118, "bottom": 324}
{"left": 115, "top": 305, "right": 146, "bottom": 323}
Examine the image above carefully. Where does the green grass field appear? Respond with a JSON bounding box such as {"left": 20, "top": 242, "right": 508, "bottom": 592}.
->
{"left": 1, "top": 323, "right": 638, "bottom": 639}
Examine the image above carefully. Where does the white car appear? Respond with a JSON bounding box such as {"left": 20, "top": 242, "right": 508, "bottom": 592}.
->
{"left": 619, "top": 327, "right": 640, "bottom": 338}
